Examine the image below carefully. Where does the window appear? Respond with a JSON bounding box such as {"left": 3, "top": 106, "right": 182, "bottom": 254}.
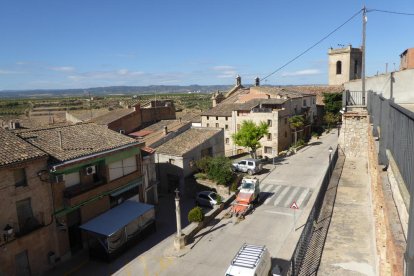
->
{"left": 226, "top": 138, "right": 230, "bottom": 144}
{"left": 16, "top": 198, "right": 35, "bottom": 232}
{"left": 267, "top": 120, "right": 272, "bottom": 127}
{"left": 354, "top": 60, "right": 358, "bottom": 76}
{"left": 207, "top": 116, "right": 209, "bottom": 120}
{"left": 247, "top": 161, "right": 253, "bottom": 166}
{"left": 226, "top": 117, "right": 228, "bottom": 121}
{"left": 206, "top": 123, "right": 210, "bottom": 127}
{"left": 239, "top": 161, "right": 246, "bottom": 165}
{"left": 303, "top": 99, "right": 307, "bottom": 107}
{"left": 108, "top": 156, "right": 138, "bottom": 181}
{"left": 14, "top": 168, "right": 27, "bottom": 187}
{"left": 215, "top": 123, "right": 219, "bottom": 128}
{"left": 264, "top": 147, "right": 273, "bottom": 154}
{"left": 65, "top": 172, "right": 80, "bottom": 188}
{"left": 225, "top": 124, "right": 229, "bottom": 130}
{"left": 216, "top": 116, "right": 218, "bottom": 120}
{"left": 336, "top": 61, "right": 342, "bottom": 75}
{"left": 169, "top": 159, "right": 175, "bottom": 164}
{"left": 267, "top": 133, "right": 272, "bottom": 141}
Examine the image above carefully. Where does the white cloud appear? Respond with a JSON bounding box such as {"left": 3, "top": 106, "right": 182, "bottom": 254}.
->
{"left": 281, "top": 69, "right": 321, "bottom": 77}
{"left": 0, "top": 69, "right": 22, "bottom": 74}
{"left": 50, "top": 66, "right": 75, "bottom": 72}
{"left": 212, "top": 65, "right": 237, "bottom": 79}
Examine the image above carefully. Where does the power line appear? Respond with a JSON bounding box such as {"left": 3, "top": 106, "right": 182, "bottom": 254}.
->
{"left": 368, "top": 8, "right": 414, "bottom": 16}
{"left": 261, "top": 8, "right": 363, "bottom": 82}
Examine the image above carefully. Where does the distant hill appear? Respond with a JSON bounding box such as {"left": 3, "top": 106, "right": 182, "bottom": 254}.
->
{"left": 0, "top": 85, "right": 233, "bottom": 98}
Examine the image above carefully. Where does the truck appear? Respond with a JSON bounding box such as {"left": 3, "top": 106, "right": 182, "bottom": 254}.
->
{"left": 230, "top": 176, "right": 260, "bottom": 218}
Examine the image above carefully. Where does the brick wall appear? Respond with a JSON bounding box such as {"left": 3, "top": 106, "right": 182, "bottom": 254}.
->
{"left": 0, "top": 157, "right": 59, "bottom": 275}
{"left": 108, "top": 111, "right": 142, "bottom": 134}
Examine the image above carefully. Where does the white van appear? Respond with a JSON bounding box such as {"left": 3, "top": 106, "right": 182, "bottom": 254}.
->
{"left": 225, "top": 244, "right": 271, "bottom": 276}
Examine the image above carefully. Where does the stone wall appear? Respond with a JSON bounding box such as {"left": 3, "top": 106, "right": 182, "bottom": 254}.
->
{"left": 339, "top": 110, "right": 369, "bottom": 157}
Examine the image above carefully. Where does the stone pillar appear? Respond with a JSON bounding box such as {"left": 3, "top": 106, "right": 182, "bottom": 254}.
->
{"left": 174, "top": 189, "right": 185, "bottom": 250}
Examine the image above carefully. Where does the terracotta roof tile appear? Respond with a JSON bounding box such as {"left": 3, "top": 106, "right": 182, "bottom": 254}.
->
{"left": 0, "top": 128, "right": 47, "bottom": 166}
{"left": 91, "top": 108, "right": 135, "bottom": 125}
{"left": 156, "top": 128, "right": 222, "bottom": 156}
{"left": 16, "top": 123, "right": 139, "bottom": 162}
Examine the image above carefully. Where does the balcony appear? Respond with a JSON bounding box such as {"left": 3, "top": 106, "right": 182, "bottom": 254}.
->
{"left": 343, "top": 90, "right": 367, "bottom": 110}
{"left": 63, "top": 171, "right": 142, "bottom": 207}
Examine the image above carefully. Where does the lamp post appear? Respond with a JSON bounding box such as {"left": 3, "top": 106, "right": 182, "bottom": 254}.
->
{"left": 328, "top": 146, "right": 333, "bottom": 175}
{"left": 174, "top": 188, "right": 185, "bottom": 250}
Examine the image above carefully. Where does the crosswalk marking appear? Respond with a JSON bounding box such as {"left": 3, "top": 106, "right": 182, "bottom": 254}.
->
{"left": 296, "top": 188, "right": 310, "bottom": 207}
{"left": 260, "top": 184, "right": 313, "bottom": 209}
{"left": 273, "top": 186, "right": 291, "bottom": 206}
{"left": 263, "top": 185, "right": 281, "bottom": 205}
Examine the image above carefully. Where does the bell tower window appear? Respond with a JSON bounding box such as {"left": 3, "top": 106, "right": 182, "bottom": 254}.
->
{"left": 336, "top": 61, "right": 342, "bottom": 75}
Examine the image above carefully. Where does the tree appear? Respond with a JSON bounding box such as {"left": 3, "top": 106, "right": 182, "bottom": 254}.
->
{"left": 288, "top": 115, "right": 305, "bottom": 145}
{"left": 232, "top": 120, "right": 269, "bottom": 158}
{"left": 323, "top": 112, "right": 339, "bottom": 130}
{"left": 323, "top": 93, "right": 342, "bottom": 114}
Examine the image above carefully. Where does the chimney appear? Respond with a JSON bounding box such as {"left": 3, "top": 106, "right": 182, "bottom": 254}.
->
{"left": 164, "top": 126, "right": 168, "bottom": 135}
{"left": 255, "top": 77, "right": 260, "bottom": 87}
{"left": 58, "top": 131, "right": 63, "bottom": 149}
{"left": 236, "top": 75, "right": 241, "bottom": 86}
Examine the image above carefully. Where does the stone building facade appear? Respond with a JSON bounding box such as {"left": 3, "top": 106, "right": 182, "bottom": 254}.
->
{"left": 203, "top": 78, "right": 316, "bottom": 157}
{"left": 0, "top": 128, "right": 58, "bottom": 276}
{"left": 155, "top": 128, "right": 224, "bottom": 194}
{"left": 328, "top": 45, "right": 362, "bottom": 85}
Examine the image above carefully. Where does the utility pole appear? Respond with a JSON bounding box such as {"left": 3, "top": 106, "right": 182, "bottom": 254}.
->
{"left": 362, "top": 6, "right": 367, "bottom": 105}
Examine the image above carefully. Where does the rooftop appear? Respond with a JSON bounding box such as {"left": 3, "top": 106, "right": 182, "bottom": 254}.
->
{"left": 156, "top": 127, "right": 222, "bottom": 156}
{"left": 90, "top": 108, "right": 135, "bottom": 125}
{"left": 130, "top": 119, "right": 191, "bottom": 147}
{"left": 16, "top": 123, "right": 139, "bottom": 162}
{"left": 0, "top": 128, "right": 47, "bottom": 167}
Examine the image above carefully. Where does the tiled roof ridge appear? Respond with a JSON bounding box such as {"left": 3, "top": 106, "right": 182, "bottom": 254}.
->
{"left": 15, "top": 122, "right": 89, "bottom": 133}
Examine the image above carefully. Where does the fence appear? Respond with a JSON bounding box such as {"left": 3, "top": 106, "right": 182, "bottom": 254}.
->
{"left": 287, "top": 147, "right": 339, "bottom": 276}
{"left": 367, "top": 91, "right": 414, "bottom": 195}
{"left": 343, "top": 90, "right": 366, "bottom": 107}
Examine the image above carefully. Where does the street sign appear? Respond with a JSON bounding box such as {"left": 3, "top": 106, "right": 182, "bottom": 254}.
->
{"left": 290, "top": 201, "right": 299, "bottom": 210}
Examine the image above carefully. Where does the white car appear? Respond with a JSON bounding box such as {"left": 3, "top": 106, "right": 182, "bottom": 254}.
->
{"left": 232, "top": 159, "right": 263, "bottom": 175}
{"left": 225, "top": 244, "right": 271, "bottom": 276}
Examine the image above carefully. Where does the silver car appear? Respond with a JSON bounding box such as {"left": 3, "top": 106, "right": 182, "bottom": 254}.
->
{"left": 232, "top": 158, "right": 263, "bottom": 175}
{"left": 195, "top": 191, "right": 218, "bottom": 208}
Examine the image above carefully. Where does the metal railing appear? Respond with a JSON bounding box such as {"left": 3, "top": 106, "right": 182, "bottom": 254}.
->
{"left": 367, "top": 91, "right": 414, "bottom": 194}
{"left": 343, "top": 90, "right": 366, "bottom": 107}
{"left": 287, "top": 148, "right": 339, "bottom": 275}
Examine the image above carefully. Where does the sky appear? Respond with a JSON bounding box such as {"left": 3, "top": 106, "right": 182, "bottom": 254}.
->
{"left": 0, "top": 0, "right": 413, "bottom": 90}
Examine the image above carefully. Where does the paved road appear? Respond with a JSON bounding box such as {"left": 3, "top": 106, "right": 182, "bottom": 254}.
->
{"left": 114, "top": 131, "right": 339, "bottom": 276}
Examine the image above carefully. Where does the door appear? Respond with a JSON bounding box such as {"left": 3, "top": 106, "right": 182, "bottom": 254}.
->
{"left": 238, "top": 161, "right": 247, "bottom": 172}
{"left": 67, "top": 210, "right": 83, "bottom": 255}
{"left": 15, "top": 250, "right": 31, "bottom": 276}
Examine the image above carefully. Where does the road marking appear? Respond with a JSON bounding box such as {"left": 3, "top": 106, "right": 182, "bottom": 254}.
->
{"left": 261, "top": 184, "right": 275, "bottom": 193}
{"left": 282, "top": 186, "right": 300, "bottom": 208}
{"left": 273, "top": 186, "right": 290, "bottom": 206}
{"left": 263, "top": 185, "right": 281, "bottom": 204}
{"left": 264, "top": 210, "right": 294, "bottom": 216}
{"left": 296, "top": 188, "right": 310, "bottom": 207}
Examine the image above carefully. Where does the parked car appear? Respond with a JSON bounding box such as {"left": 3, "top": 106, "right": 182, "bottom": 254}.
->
{"left": 232, "top": 158, "right": 263, "bottom": 175}
{"left": 225, "top": 243, "right": 271, "bottom": 276}
{"left": 195, "top": 191, "right": 218, "bottom": 207}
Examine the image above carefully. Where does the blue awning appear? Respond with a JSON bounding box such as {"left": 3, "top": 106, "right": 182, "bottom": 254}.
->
{"left": 79, "top": 200, "right": 154, "bottom": 237}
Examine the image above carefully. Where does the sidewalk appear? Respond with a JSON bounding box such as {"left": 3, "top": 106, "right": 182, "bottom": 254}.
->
{"left": 317, "top": 156, "right": 377, "bottom": 276}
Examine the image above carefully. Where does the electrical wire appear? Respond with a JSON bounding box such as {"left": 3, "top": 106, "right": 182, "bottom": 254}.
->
{"left": 368, "top": 8, "right": 414, "bottom": 16}
{"left": 261, "top": 8, "right": 363, "bottom": 82}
